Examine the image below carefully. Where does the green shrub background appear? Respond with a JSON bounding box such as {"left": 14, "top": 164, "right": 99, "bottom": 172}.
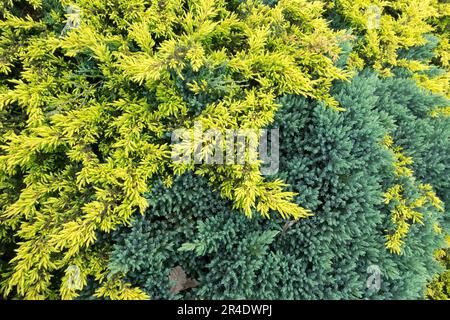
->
{"left": 0, "top": 0, "right": 449, "bottom": 300}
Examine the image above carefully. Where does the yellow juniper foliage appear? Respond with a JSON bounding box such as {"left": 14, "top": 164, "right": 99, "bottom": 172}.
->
{"left": 382, "top": 135, "right": 445, "bottom": 255}
{"left": 426, "top": 236, "right": 450, "bottom": 299}
{"left": 324, "top": 0, "right": 450, "bottom": 108}
{"left": 94, "top": 275, "right": 150, "bottom": 300}
{"left": 428, "top": 1, "right": 450, "bottom": 116}
{"left": 325, "top": 0, "right": 439, "bottom": 75}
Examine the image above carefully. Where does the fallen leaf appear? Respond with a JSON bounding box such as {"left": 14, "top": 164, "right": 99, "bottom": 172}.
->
{"left": 169, "top": 266, "right": 199, "bottom": 294}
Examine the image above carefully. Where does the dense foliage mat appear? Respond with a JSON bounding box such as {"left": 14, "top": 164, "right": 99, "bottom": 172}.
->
{"left": 0, "top": 0, "right": 449, "bottom": 300}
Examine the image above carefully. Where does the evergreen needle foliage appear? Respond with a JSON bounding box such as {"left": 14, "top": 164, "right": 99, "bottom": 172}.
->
{"left": 0, "top": 0, "right": 449, "bottom": 300}
{"left": 104, "top": 71, "right": 449, "bottom": 299}
{"left": 0, "top": 0, "right": 350, "bottom": 299}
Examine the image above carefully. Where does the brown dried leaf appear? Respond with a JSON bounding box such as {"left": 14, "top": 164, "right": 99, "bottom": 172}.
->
{"left": 169, "top": 266, "right": 198, "bottom": 294}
